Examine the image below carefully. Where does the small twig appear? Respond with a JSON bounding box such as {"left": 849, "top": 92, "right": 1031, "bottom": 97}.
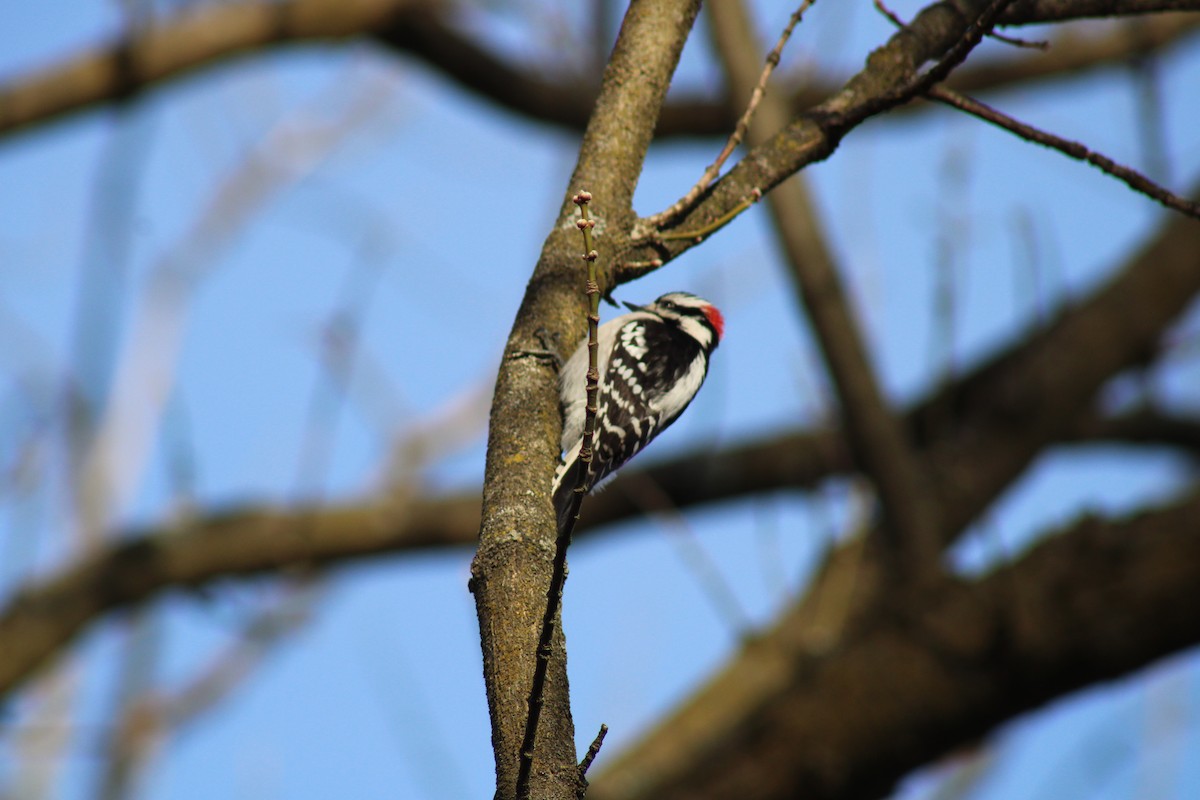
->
{"left": 926, "top": 85, "right": 1200, "bottom": 221}
{"left": 515, "top": 190, "right": 600, "bottom": 800}
{"left": 657, "top": 188, "right": 762, "bottom": 241}
{"left": 902, "top": 0, "right": 1022, "bottom": 99}
{"left": 871, "top": 0, "right": 907, "bottom": 29}
{"left": 641, "top": 0, "right": 815, "bottom": 233}
{"left": 873, "top": 0, "right": 1046, "bottom": 49}
{"left": 576, "top": 723, "right": 609, "bottom": 794}
{"left": 987, "top": 28, "right": 1049, "bottom": 50}
{"left": 827, "top": 0, "right": 1021, "bottom": 136}
{"left": 835, "top": 0, "right": 1022, "bottom": 135}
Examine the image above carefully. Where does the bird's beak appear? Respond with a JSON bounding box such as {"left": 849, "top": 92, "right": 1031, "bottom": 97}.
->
{"left": 622, "top": 301, "right": 647, "bottom": 313}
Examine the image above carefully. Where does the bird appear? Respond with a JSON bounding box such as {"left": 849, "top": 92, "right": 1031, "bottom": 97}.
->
{"left": 552, "top": 291, "right": 724, "bottom": 533}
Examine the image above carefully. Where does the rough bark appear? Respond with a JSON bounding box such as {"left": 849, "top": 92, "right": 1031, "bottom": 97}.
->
{"left": 469, "top": 2, "right": 703, "bottom": 797}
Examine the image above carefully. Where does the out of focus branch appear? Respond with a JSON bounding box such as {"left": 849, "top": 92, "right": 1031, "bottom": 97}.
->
{"left": 1, "top": 0, "right": 1196, "bottom": 141}
{"left": 2, "top": 179, "right": 1197, "bottom": 710}
{"left": 1, "top": 398, "right": 1194, "bottom": 702}
{"left": 951, "top": 14, "right": 1199, "bottom": 93}
{"left": 586, "top": 194, "right": 1200, "bottom": 799}
{"left": 1066, "top": 405, "right": 1200, "bottom": 453}
{"left": 3, "top": 177, "right": 1198, "bottom": 698}
{"left": 999, "top": 0, "right": 1200, "bottom": 22}
{"left": 707, "top": 0, "right": 942, "bottom": 572}
{"left": 98, "top": 580, "right": 320, "bottom": 790}
{"left": 589, "top": 486, "right": 1200, "bottom": 800}
{"left": 76, "top": 68, "right": 388, "bottom": 540}
{"left": 0, "top": 0, "right": 408, "bottom": 137}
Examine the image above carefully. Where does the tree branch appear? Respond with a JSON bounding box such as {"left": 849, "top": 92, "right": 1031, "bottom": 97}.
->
{"left": 999, "top": 0, "right": 1200, "bottom": 23}
{"left": 469, "top": 2, "right": 703, "bottom": 797}
{"left": 617, "top": 0, "right": 1200, "bottom": 278}
{"left": 0, "top": 0, "right": 413, "bottom": 137}
{"left": 707, "top": 0, "right": 943, "bottom": 573}
{"left": 3, "top": 191, "right": 1196, "bottom": 702}
{"left": 922, "top": 188, "right": 1200, "bottom": 540}
{"left": 589, "top": 487, "right": 1200, "bottom": 800}
{"left": 925, "top": 84, "right": 1200, "bottom": 219}
{"left": 1, "top": 0, "right": 1195, "bottom": 143}
{"left": 584, "top": 187, "right": 1200, "bottom": 799}
{"left": 1066, "top": 405, "right": 1200, "bottom": 453}
{"left": 622, "top": 0, "right": 1012, "bottom": 275}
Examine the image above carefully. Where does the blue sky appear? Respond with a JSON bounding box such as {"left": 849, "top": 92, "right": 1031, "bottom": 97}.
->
{"left": 2, "top": 2, "right": 1200, "bottom": 799}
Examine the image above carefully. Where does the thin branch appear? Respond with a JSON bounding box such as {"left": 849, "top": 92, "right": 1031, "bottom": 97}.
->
{"left": 925, "top": 84, "right": 1200, "bottom": 220}
{"left": 654, "top": 188, "right": 762, "bottom": 242}
{"left": 856, "top": 0, "right": 1025, "bottom": 122}
{"left": 578, "top": 724, "right": 609, "bottom": 789}
{"left": 642, "top": 0, "right": 816, "bottom": 232}
{"left": 516, "top": 192, "right": 601, "bottom": 800}
{"left": 874, "top": 0, "right": 1047, "bottom": 48}
{"left": 622, "top": 0, "right": 1026, "bottom": 281}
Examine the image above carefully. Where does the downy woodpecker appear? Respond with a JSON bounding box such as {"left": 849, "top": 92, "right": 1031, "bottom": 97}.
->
{"left": 552, "top": 292, "right": 724, "bottom": 532}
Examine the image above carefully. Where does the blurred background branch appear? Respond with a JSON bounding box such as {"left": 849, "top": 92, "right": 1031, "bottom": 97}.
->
{"left": 2, "top": 0, "right": 1199, "bottom": 798}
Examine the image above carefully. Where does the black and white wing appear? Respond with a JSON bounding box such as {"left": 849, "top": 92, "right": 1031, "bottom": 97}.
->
{"left": 553, "top": 314, "right": 709, "bottom": 531}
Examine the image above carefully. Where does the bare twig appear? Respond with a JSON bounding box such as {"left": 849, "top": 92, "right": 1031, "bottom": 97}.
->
{"left": 988, "top": 28, "right": 1051, "bottom": 49}
{"left": 560, "top": 193, "right": 603, "bottom": 534}
{"left": 655, "top": 188, "right": 762, "bottom": 242}
{"left": 516, "top": 191, "right": 601, "bottom": 800}
{"left": 874, "top": 0, "right": 1024, "bottom": 115}
{"left": 640, "top": 0, "right": 815, "bottom": 234}
{"left": 872, "top": 0, "right": 908, "bottom": 28}
{"left": 879, "top": 0, "right": 1190, "bottom": 217}
{"left": 925, "top": 84, "right": 1200, "bottom": 220}
{"left": 577, "top": 723, "right": 609, "bottom": 789}
{"left": 874, "top": 0, "right": 1047, "bottom": 48}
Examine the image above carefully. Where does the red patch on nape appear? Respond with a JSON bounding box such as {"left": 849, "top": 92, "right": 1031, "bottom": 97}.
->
{"left": 703, "top": 304, "right": 725, "bottom": 340}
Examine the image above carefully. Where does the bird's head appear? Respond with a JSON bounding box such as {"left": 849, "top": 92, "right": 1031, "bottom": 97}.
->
{"left": 624, "top": 292, "right": 724, "bottom": 350}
